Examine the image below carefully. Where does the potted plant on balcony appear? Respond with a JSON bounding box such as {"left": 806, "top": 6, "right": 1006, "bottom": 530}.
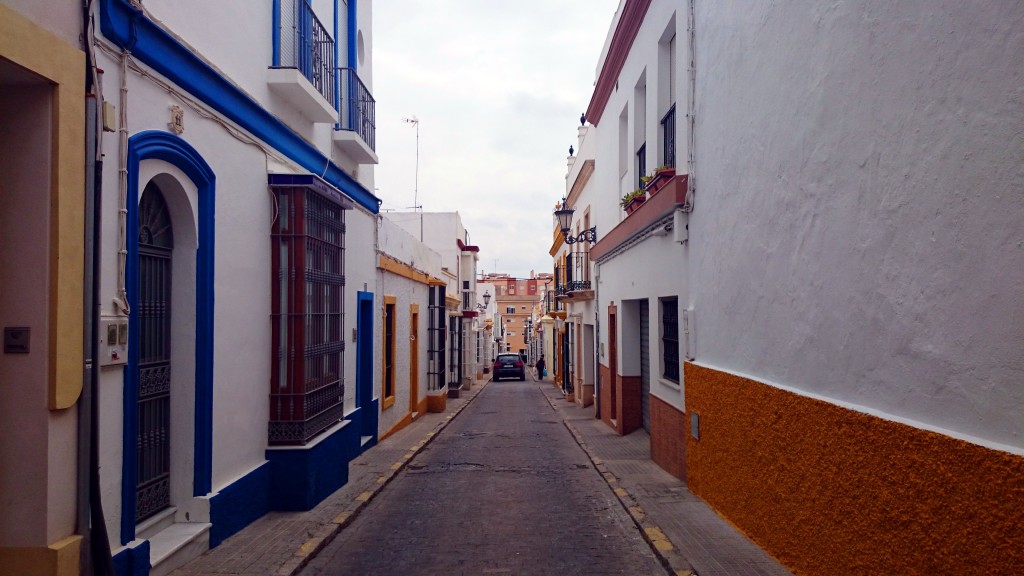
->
{"left": 620, "top": 188, "right": 646, "bottom": 215}
{"left": 643, "top": 165, "right": 676, "bottom": 196}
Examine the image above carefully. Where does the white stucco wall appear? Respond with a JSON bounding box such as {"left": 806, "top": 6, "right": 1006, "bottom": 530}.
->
{"left": 346, "top": 208, "right": 378, "bottom": 414}
{"left": 93, "top": 44, "right": 285, "bottom": 539}
{"left": 588, "top": 1, "right": 687, "bottom": 240}
{"left": 689, "top": 2, "right": 1024, "bottom": 451}
{"left": 597, "top": 233, "right": 687, "bottom": 410}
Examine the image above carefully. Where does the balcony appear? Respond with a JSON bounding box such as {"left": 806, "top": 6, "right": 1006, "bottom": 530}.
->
{"left": 269, "top": 0, "right": 337, "bottom": 124}
{"left": 332, "top": 67, "right": 378, "bottom": 164}
{"left": 555, "top": 253, "right": 594, "bottom": 301}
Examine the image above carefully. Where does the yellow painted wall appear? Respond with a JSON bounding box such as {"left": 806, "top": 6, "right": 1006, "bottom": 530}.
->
{"left": 0, "top": 2, "right": 85, "bottom": 409}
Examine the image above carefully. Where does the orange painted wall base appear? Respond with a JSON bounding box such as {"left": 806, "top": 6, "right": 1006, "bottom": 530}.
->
{"left": 684, "top": 362, "right": 1024, "bottom": 576}
{"left": 426, "top": 391, "right": 446, "bottom": 413}
{"left": 379, "top": 412, "right": 412, "bottom": 442}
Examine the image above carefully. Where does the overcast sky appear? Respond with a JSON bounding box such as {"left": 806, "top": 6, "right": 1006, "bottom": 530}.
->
{"left": 372, "top": 0, "right": 621, "bottom": 278}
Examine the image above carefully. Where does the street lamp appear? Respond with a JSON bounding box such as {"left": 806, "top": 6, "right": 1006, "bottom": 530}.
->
{"left": 476, "top": 290, "right": 491, "bottom": 311}
{"left": 554, "top": 199, "right": 597, "bottom": 245}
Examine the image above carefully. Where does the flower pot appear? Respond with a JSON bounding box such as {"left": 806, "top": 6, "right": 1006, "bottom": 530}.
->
{"left": 644, "top": 168, "right": 676, "bottom": 196}
{"left": 624, "top": 195, "right": 647, "bottom": 215}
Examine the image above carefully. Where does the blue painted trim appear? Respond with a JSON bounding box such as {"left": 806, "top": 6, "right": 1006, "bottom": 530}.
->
{"left": 120, "top": 131, "right": 216, "bottom": 544}
{"left": 112, "top": 539, "right": 150, "bottom": 576}
{"left": 209, "top": 462, "right": 271, "bottom": 547}
{"left": 272, "top": 0, "right": 281, "bottom": 66}
{"left": 347, "top": 0, "right": 358, "bottom": 71}
{"left": 266, "top": 423, "right": 354, "bottom": 511}
{"left": 98, "top": 0, "right": 381, "bottom": 213}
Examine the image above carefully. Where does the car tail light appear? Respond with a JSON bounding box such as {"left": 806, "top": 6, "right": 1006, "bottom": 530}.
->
{"left": 493, "top": 361, "right": 501, "bottom": 368}
{"left": 514, "top": 361, "right": 523, "bottom": 367}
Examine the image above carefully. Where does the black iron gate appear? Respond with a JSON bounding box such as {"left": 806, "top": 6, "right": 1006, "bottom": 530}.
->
{"left": 137, "top": 185, "right": 173, "bottom": 522}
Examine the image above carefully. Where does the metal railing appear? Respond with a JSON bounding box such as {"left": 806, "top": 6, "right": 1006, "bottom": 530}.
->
{"left": 277, "top": 0, "right": 336, "bottom": 106}
{"left": 338, "top": 67, "right": 376, "bottom": 151}
{"left": 555, "top": 253, "right": 591, "bottom": 296}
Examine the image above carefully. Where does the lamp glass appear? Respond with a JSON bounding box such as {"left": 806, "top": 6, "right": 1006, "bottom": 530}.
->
{"left": 554, "top": 206, "right": 575, "bottom": 235}
{"left": 483, "top": 291, "right": 491, "bottom": 306}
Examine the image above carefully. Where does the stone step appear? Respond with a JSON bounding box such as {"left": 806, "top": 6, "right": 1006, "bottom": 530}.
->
{"left": 148, "top": 522, "right": 211, "bottom": 576}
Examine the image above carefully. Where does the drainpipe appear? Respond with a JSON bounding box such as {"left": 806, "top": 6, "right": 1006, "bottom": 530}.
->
{"left": 81, "top": 2, "right": 115, "bottom": 571}
{"left": 683, "top": 0, "right": 696, "bottom": 212}
{"left": 593, "top": 269, "right": 601, "bottom": 419}
{"left": 82, "top": 78, "right": 116, "bottom": 576}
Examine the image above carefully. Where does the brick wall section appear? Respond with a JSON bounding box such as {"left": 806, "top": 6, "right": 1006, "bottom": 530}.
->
{"left": 599, "top": 363, "right": 615, "bottom": 431}
{"left": 649, "top": 395, "right": 686, "bottom": 481}
{"left": 618, "top": 375, "right": 642, "bottom": 435}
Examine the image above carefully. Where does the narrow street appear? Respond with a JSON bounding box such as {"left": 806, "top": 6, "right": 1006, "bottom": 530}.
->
{"left": 299, "top": 376, "right": 666, "bottom": 576}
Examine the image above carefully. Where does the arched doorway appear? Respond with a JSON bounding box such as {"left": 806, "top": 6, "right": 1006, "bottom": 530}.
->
{"left": 136, "top": 182, "right": 174, "bottom": 522}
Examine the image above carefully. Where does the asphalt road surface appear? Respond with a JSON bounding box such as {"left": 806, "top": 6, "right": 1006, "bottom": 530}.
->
{"left": 300, "top": 378, "right": 666, "bottom": 576}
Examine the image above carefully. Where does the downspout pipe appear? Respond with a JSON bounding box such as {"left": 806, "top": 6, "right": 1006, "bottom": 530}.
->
{"left": 81, "top": 2, "right": 115, "bottom": 571}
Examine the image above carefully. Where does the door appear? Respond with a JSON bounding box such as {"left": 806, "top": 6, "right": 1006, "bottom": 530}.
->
{"left": 640, "top": 300, "right": 650, "bottom": 432}
{"left": 136, "top": 184, "right": 173, "bottom": 522}
{"left": 608, "top": 308, "right": 617, "bottom": 421}
{"left": 410, "top": 306, "right": 419, "bottom": 415}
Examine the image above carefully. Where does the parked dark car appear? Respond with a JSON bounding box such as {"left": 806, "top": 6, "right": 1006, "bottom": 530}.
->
{"left": 492, "top": 353, "right": 526, "bottom": 381}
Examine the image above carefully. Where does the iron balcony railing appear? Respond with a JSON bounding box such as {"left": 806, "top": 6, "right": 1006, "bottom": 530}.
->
{"left": 338, "top": 67, "right": 376, "bottom": 151}
{"left": 555, "top": 253, "right": 592, "bottom": 296}
{"left": 276, "top": 0, "right": 336, "bottom": 106}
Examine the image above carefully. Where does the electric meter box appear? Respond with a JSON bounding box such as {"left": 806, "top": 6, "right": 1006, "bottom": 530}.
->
{"left": 100, "top": 316, "right": 129, "bottom": 366}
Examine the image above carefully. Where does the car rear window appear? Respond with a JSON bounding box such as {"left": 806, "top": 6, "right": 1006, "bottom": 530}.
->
{"left": 496, "top": 354, "right": 520, "bottom": 362}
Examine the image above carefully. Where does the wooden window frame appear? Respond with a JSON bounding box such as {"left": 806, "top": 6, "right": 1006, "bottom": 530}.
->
{"left": 382, "top": 295, "right": 397, "bottom": 409}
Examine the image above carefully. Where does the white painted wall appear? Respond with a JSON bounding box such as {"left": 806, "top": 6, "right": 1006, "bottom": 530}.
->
{"left": 689, "top": 1, "right": 1024, "bottom": 451}
{"left": 597, "top": 233, "right": 687, "bottom": 410}
{"left": 346, "top": 208, "right": 378, "bottom": 414}
{"left": 572, "top": 0, "right": 690, "bottom": 414}
{"left": 587, "top": 1, "right": 687, "bottom": 239}
{"left": 376, "top": 216, "right": 442, "bottom": 429}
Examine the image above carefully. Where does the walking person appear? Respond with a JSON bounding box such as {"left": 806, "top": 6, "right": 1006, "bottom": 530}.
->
{"left": 535, "top": 355, "right": 546, "bottom": 380}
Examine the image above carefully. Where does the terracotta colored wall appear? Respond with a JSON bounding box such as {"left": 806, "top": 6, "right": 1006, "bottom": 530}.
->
{"left": 685, "top": 363, "right": 1024, "bottom": 576}
{"left": 599, "top": 363, "right": 614, "bottom": 430}
{"left": 618, "top": 375, "right": 642, "bottom": 435}
{"left": 649, "top": 395, "right": 686, "bottom": 481}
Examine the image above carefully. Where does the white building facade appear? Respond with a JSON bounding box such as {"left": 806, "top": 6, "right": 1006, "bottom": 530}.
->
{"left": 86, "top": 1, "right": 381, "bottom": 574}
{"left": 567, "top": 0, "right": 1024, "bottom": 574}
{"left": 387, "top": 212, "right": 481, "bottom": 398}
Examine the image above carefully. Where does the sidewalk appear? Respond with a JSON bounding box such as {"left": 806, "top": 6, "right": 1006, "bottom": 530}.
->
{"left": 537, "top": 381, "right": 794, "bottom": 576}
{"left": 171, "top": 377, "right": 490, "bottom": 576}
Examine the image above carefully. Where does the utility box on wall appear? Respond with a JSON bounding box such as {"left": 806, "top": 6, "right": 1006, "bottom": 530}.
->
{"left": 100, "top": 316, "right": 129, "bottom": 366}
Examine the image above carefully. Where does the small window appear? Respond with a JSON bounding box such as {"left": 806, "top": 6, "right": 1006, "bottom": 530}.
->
{"left": 661, "top": 298, "right": 679, "bottom": 383}
{"left": 506, "top": 306, "right": 515, "bottom": 314}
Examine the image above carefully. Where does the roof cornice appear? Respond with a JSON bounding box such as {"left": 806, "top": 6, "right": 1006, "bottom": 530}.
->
{"left": 584, "top": 0, "right": 651, "bottom": 126}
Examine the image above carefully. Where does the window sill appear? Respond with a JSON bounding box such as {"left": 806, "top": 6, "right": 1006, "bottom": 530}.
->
{"left": 381, "top": 395, "right": 395, "bottom": 410}
{"left": 658, "top": 377, "right": 681, "bottom": 391}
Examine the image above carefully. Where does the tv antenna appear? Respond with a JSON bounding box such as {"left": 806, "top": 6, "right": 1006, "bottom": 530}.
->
{"left": 402, "top": 115, "right": 422, "bottom": 240}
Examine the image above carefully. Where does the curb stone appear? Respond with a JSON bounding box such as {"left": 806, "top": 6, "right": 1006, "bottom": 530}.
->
{"left": 539, "top": 385, "right": 696, "bottom": 576}
{"left": 283, "top": 381, "right": 490, "bottom": 575}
